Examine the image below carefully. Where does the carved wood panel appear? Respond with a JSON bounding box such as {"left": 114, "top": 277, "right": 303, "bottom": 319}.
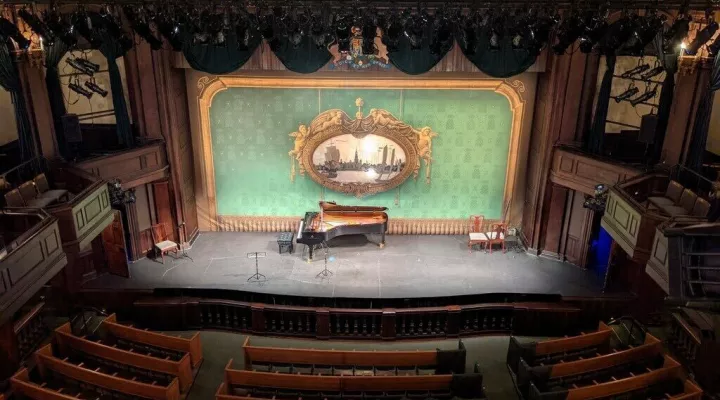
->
{"left": 550, "top": 148, "right": 640, "bottom": 195}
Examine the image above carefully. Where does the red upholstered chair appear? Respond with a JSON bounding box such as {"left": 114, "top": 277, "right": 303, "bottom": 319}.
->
{"left": 151, "top": 224, "right": 179, "bottom": 263}
{"left": 468, "top": 215, "right": 485, "bottom": 253}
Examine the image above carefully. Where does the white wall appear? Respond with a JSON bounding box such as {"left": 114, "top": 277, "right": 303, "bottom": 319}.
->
{"left": 0, "top": 88, "right": 18, "bottom": 146}
{"left": 56, "top": 50, "right": 132, "bottom": 124}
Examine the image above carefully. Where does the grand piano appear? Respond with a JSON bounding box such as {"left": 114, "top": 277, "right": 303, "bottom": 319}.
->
{"left": 296, "top": 201, "right": 388, "bottom": 260}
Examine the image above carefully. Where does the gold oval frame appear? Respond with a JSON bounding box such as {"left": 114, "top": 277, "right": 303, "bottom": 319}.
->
{"left": 289, "top": 100, "right": 433, "bottom": 197}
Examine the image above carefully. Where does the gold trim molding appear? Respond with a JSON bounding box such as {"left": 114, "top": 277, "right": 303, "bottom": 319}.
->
{"left": 197, "top": 76, "right": 526, "bottom": 231}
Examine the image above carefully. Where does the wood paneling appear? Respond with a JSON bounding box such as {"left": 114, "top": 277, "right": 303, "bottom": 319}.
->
{"left": 102, "top": 210, "right": 130, "bottom": 278}
{"left": 550, "top": 147, "right": 640, "bottom": 195}
{"left": 646, "top": 227, "right": 670, "bottom": 294}
{"left": 541, "top": 185, "right": 569, "bottom": 258}
{"left": 153, "top": 181, "right": 176, "bottom": 242}
{"left": 77, "top": 141, "right": 169, "bottom": 190}
{"left": 0, "top": 212, "right": 67, "bottom": 326}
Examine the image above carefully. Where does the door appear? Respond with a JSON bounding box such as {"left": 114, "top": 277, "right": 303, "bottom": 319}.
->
{"left": 102, "top": 210, "right": 130, "bottom": 278}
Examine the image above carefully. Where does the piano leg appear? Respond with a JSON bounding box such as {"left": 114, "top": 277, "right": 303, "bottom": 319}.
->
{"left": 379, "top": 231, "right": 386, "bottom": 248}
{"left": 308, "top": 245, "right": 314, "bottom": 261}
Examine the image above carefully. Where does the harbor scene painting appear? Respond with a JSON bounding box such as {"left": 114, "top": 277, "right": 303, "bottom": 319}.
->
{"left": 312, "top": 134, "right": 407, "bottom": 184}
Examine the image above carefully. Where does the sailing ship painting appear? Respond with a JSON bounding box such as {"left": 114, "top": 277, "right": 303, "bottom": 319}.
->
{"left": 312, "top": 134, "right": 406, "bottom": 184}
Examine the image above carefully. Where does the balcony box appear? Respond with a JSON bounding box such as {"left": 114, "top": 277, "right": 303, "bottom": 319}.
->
{"left": 0, "top": 210, "right": 67, "bottom": 326}
{"left": 76, "top": 139, "right": 169, "bottom": 188}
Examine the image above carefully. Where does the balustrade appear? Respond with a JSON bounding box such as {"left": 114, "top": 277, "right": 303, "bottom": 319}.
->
{"left": 14, "top": 302, "right": 48, "bottom": 361}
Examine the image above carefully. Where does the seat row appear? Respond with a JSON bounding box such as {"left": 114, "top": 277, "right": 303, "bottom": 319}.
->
{"left": 9, "top": 314, "right": 202, "bottom": 400}
{"left": 216, "top": 338, "right": 483, "bottom": 400}
{"left": 506, "top": 322, "right": 703, "bottom": 399}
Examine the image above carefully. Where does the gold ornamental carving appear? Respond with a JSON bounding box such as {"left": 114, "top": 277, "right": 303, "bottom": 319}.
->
{"left": 289, "top": 98, "right": 437, "bottom": 197}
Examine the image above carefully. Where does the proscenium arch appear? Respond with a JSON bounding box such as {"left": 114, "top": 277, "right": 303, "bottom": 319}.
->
{"left": 196, "top": 76, "right": 526, "bottom": 230}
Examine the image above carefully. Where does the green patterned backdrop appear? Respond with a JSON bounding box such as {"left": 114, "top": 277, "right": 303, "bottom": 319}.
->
{"left": 210, "top": 88, "right": 512, "bottom": 219}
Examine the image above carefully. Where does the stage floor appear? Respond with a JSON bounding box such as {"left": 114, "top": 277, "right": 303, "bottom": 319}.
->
{"left": 85, "top": 232, "right": 608, "bottom": 299}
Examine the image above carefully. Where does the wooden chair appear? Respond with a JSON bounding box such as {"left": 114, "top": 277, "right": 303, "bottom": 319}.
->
{"left": 482, "top": 223, "right": 507, "bottom": 254}
{"left": 152, "top": 224, "right": 179, "bottom": 264}
{"left": 468, "top": 215, "right": 485, "bottom": 253}
{"left": 17, "top": 181, "right": 37, "bottom": 202}
{"left": 4, "top": 188, "right": 25, "bottom": 207}
{"left": 33, "top": 173, "right": 50, "bottom": 193}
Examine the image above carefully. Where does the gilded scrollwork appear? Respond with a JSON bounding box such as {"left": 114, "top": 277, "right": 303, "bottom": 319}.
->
{"left": 289, "top": 98, "right": 437, "bottom": 197}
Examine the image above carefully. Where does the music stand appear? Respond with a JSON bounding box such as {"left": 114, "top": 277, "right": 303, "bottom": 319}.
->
{"left": 316, "top": 243, "right": 333, "bottom": 279}
{"left": 247, "top": 252, "right": 267, "bottom": 282}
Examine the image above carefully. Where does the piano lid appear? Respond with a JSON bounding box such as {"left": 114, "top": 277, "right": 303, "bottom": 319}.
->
{"left": 319, "top": 201, "right": 388, "bottom": 212}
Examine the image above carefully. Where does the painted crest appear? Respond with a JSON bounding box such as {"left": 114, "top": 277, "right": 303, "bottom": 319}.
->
{"left": 328, "top": 27, "right": 391, "bottom": 70}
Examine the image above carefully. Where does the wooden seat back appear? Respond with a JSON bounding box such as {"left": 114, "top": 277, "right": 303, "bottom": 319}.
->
{"left": 34, "top": 173, "right": 51, "bottom": 193}
{"left": 34, "top": 344, "right": 181, "bottom": 400}
{"left": 528, "top": 356, "right": 701, "bottom": 400}
{"left": 507, "top": 322, "right": 612, "bottom": 373}
{"left": 216, "top": 382, "right": 274, "bottom": 400}
{"left": 242, "top": 337, "right": 464, "bottom": 373}
{"left": 11, "top": 368, "right": 81, "bottom": 399}
{"left": 517, "top": 333, "right": 663, "bottom": 393}
{"left": 4, "top": 188, "right": 25, "bottom": 207}
{"left": 18, "top": 181, "right": 37, "bottom": 201}
{"left": 225, "top": 360, "right": 482, "bottom": 397}
{"left": 54, "top": 322, "right": 194, "bottom": 392}
{"left": 102, "top": 313, "right": 203, "bottom": 368}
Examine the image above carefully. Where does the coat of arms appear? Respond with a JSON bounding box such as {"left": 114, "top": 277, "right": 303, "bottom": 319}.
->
{"left": 328, "top": 26, "right": 391, "bottom": 70}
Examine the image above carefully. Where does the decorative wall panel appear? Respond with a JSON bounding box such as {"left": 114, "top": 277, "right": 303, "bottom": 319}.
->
{"left": 210, "top": 88, "right": 513, "bottom": 220}
{"left": 550, "top": 147, "right": 639, "bottom": 195}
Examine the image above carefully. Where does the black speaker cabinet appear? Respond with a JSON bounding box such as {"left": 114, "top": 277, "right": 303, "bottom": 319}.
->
{"left": 639, "top": 113, "right": 658, "bottom": 144}
{"left": 61, "top": 114, "right": 82, "bottom": 143}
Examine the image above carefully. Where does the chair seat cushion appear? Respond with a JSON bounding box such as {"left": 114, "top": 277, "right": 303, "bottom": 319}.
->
{"left": 469, "top": 232, "right": 485, "bottom": 240}
{"left": 648, "top": 196, "right": 675, "bottom": 207}
{"left": 156, "top": 240, "right": 177, "bottom": 251}
{"left": 38, "top": 189, "right": 68, "bottom": 201}
{"left": 26, "top": 197, "right": 57, "bottom": 208}
{"left": 658, "top": 205, "right": 690, "bottom": 217}
{"left": 482, "top": 232, "right": 505, "bottom": 240}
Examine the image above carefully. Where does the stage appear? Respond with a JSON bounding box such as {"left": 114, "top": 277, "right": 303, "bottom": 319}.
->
{"left": 85, "top": 232, "right": 609, "bottom": 299}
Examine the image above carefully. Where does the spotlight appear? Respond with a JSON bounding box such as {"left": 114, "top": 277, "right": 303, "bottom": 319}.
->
{"left": 487, "top": 12, "right": 507, "bottom": 51}
{"left": 85, "top": 80, "right": 108, "bottom": 97}
{"left": 595, "top": 16, "right": 635, "bottom": 55}
{"left": 515, "top": 11, "right": 558, "bottom": 52}
{"left": 552, "top": 13, "right": 585, "bottom": 55}
{"left": 310, "top": 13, "right": 331, "bottom": 49}
{"left": 615, "top": 84, "right": 639, "bottom": 102}
{"left": 578, "top": 10, "right": 608, "bottom": 53}
{"left": 641, "top": 65, "right": 664, "bottom": 80}
{"left": 430, "top": 11, "right": 453, "bottom": 55}
{"left": 77, "top": 58, "right": 100, "bottom": 73}
{"left": 0, "top": 17, "right": 31, "bottom": 50}
{"left": 382, "top": 13, "right": 403, "bottom": 52}
{"left": 153, "top": 11, "right": 183, "bottom": 51}
{"left": 685, "top": 16, "right": 718, "bottom": 55}
{"left": 235, "top": 15, "right": 257, "bottom": 51}
{"left": 630, "top": 87, "right": 658, "bottom": 106}
{"left": 458, "top": 13, "right": 480, "bottom": 55}
{"left": 72, "top": 11, "right": 101, "bottom": 48}
{"left": 362, "top": 16, "right": 377, "bottom": 55}
{"left": 66, "top": 57, "right": 94, "bottom": 76}
{"left": 69, "top": 81, "right": 93, "bottom": 99}
{"left": 124, "top": 6, "right": 163, "bottom": 50}
{"left": 43, "top": 9, "right": 77, "bottom": 47}
{"left": 620, "top": 63, "right": 650, "bottom": 78}
{"left": 335, "top": 14, "right": 352, "bottom": 52}
{"left": 18, "top": 8, "right": 56, "bottom": 46}
{"left": 664, "top": 14, "right": 692, "bottom": 53}
{"left": 403, "top": 12, "right": 427, "bottom": 50}
{"left": 261, "top": 14, "right": 280, "bottom": 51}
{"left": 624, "top": 13, "right": 666, "bottom": 55}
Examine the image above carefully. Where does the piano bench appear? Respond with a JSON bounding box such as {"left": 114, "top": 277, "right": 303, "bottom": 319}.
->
{"left": 277, "top": 232, "right": 294, "bottom": 254}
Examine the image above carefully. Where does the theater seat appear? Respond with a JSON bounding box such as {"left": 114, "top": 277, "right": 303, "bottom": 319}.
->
{"left": 648, "top": 180, "right": 684, "bottom": 207}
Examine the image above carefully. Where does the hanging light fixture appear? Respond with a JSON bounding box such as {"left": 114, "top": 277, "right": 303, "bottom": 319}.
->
{"left": 621, "top": 63, "right": 650, "bottom": 78}
{"left": 430, "top": 9, "right": 453, "bottom": 55}
{"left": 664, "top": 7, "right": 692, "bottom": 53}
{"left": 630, "top": 86, "right": 658, "bottom": 106}
{"left": 578, "top": 8, "right": 609, "bottom": 53}
{"left": 641, "top": 65, "right": 664, "bottom": 80}
{"left": 624, "top": 13, "right": 666, "bottom": 55}
{"left": 615, "top": 84, "right": 640, "bottom": 102}
{"left": 552, "top": 12, "right": 585, "bottom": 54}
{"left": 124, "top": 6, "right": 163, "bottom": 50}
{"left": 85, "top": 79, "right": 108, "bottom": 98}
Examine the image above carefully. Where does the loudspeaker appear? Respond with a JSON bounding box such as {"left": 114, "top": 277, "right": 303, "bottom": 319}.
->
{"left": 61, "top": 114, "right": 82, "bottom": 143}
{"left": 639, "top": 113, "right": 658, "bottom": 144}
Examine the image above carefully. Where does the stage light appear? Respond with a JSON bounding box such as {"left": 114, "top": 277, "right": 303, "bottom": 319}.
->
{"left": 18, "top": 8, "right": 56, "bottom": 46}
{"left": 641, "top": 65, "right": 664, "bottom": 80}
{"left": 664, "top": 13, "right": 692, "bottom": 53}
{"left": 620, "top": 63, "right": 650, "bottom": 78}
{"left": 595, "top": 16, "right": 635, "bottom": 55}
{"left": 630, "top": 88, "right": 658, "bottom": 106}
{"left": 458, "top": 14, "right": 479, "bottom": 55}
{"left": 43, "top": 8, "right": 77, "bottom": 47}
{"left": 614, "top": 84, "right": 639, "bottom": 102}
{"left": 85, "top": 80, "right": 108, "bottom": 97}
{"left": 624, "top": 13, "right": 666, "bottom": 55}
{"left": 66, "top": 57, "right": 95, "bottom": 76}
{"left": 154, "top": 12, "right": 183, "bottom": 51}
{"left": 0, "top": 17, "right": 31, "bottom": 50}
{"left": 77, "top": 58, "right": 100, "bottom": 73}
{"left": 69, "top": 81, "right": 93, "bottom": 99}
{"left": 578, "top": 10, "right": 608, "bottom": 54}
{"left": 403, "top": 12, "right": 426, "bottom": 50}
{"left": 310, "top": 13, "right": 331, "bottom": 49}
{"left": 430, "top": 11, "right": 453, "bottom": 55}
{"left": 685, "top": 17, "right": 718, "bottom": 55}
{"left": 124, "top": 6, "right": 163, "bottom": 50}
{"left": 362, "top": 17, "right": 377, "bottom": 55}
{"left": 335, "top": 14, "right": 352, "bottom": 52}
{"left": 382, "top": 14, "right": 403, "bottom": 52}
{"left": 518, "top": 12, "right": 558, "bottom": 52}
{"left": 552, "top": 13, "right": 585, "bottom": 55}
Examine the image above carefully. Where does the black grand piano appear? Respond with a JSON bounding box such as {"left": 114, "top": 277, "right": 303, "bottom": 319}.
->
{"left": 296, "top": 201, "right": 388, "bottom": 260}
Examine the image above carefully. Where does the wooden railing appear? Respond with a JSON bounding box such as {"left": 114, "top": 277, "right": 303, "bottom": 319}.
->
{"left": 132, "top": 297, "right": 605, "bottom": 340}
{"left": 0, "top": 209, "right": 67, "bottom": 326}
{"left": 13, "top": 302, "right": 48, "bottom": 362}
